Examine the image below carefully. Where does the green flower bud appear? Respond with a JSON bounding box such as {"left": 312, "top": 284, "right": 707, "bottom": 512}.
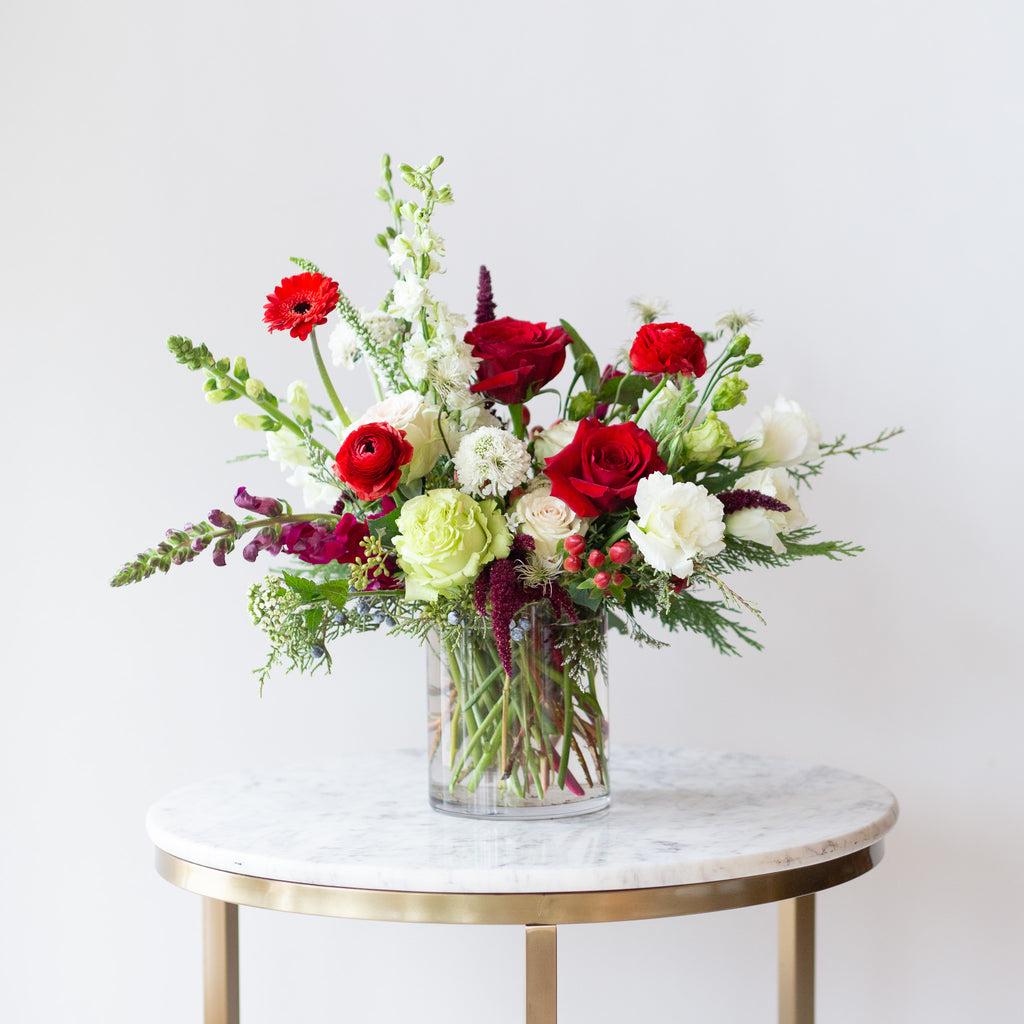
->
{"left": 374, "top": 233, "right": 389, "bottom": 249}
{"left": 202, "top": 377, "right": 218, "bottom": 392}
{"left": 744, "top": 353, "right": 763, "bottom": 367}
{"left": 568, "top": 391, "right": 597, "bottom": 420}
{"left": 215, "top": 356, "right": 231, "bottom": 374}
{"left": 233, "top": 356, "right": 249, "bottom": 381}
{"left": 728, "top": 334, "right": 751, "bottom": 357}
{"left": 711, "top": 374, "right": 749, "bottom": 412}
{"left": 234, "top": 414, "right": 266, "bottom": 431}
{"left": 375, "top": 187, "right": 389, "bottom": 202}
{"left": 205, "top": 389, "right": 231, "bottom": 404}
{"left": 245, "top": 378, "right": 265, "bottom": 400}
{"left": 681, "top": 411, "right": 736, "bottom": 464}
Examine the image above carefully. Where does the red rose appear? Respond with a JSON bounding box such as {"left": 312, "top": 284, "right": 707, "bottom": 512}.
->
{"left": 333, "top": 422, "right": 414, "bottom": 502}
{"left": 467, "top": 317, "right": 572, "bottom": 405}
{"left": 629, "top": 322, "right": 707, "bottom": 377}
{"left": 544, "top": 418, "right": 667, "bottom": 517}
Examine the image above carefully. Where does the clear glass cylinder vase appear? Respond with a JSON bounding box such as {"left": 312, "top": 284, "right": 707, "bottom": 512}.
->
{"left": 427, "top": 602, "right": 609, "bottom": 818}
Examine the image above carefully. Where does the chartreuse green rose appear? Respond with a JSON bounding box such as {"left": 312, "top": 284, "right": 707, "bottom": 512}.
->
{"left": 394, "top": 489, "right": 512, "bottom": 602}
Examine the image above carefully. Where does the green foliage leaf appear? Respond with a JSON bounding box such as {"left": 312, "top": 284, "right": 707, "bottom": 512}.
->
{"left": 367, "top": 506, "right": 402, "bottom": 548}
{"left": 560, "top": 319, "right": 601, "bottom": 392}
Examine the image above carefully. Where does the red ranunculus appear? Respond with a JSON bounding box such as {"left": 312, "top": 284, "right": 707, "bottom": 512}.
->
{"left": 629, "top": 322, "right": 707, "bottom": 377}
{"left": 467, "top": 317, "right": 572, "bottom": 405}
{"left": 544, "top": 418, "right": 666, "bottom": 517}
{"left": 333, "top": 422, "right": 414, "bottom": 502}
{"left": 263, "top": 272, "right": 340, "bottom": 341}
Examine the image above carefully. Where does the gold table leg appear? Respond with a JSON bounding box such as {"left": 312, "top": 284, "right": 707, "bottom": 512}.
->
{"left": 525, "top": 924, "right": 557, "bottom": 1024}
{"left": 778, "top": 893, "right": 815, "bottom": 1024}
{"left": 202, "top": 897, "right": 239, "bottom": 1024}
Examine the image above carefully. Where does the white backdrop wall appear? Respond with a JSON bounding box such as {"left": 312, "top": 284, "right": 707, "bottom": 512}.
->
{"left": 2, "top": 1, "right": 1022, "bottom": 1021}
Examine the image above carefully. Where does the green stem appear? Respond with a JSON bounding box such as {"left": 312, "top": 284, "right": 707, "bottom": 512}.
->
{"left": 634, "top": 375, "right": 669, "bottom": 425}
{"left": 310, "top": 328, "right": 351, "bottom": 427}
{"left": 509, "top": 403, "right": 526, "bottom": 440}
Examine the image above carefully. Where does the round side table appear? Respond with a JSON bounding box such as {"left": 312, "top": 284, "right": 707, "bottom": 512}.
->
{"left": 147, "top": 748, "right": 898, "bottom": 1024}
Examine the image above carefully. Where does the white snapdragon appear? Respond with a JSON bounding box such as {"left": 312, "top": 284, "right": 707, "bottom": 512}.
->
{"left": 510, "top": 479, "right": 589, "bottom": 563}
{"left": 452, "top": 426, "right": 531, "bottom": 498}
{"left": 286, "top": 380, "right": 311, "bottom": 424}
{"left": 343, "top": 391, "right": 445, "bottom": 481}
{"left": 265, "top": 429, "right": 342, "bottom": 512}
{"left": 741, "top": 396, "right": 821, "bottom": 468}
{"left": 724, "top": 468, "right": 807, "bottom": 554}
{"left": 627, "top": 472, "right": 726, "bottom": 578}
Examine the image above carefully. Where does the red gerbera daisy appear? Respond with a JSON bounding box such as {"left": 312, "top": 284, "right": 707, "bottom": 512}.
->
{"left": 263, "top": 272, "right": 340, "bottom": 340}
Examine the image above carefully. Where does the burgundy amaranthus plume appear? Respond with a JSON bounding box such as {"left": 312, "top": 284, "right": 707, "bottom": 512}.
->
{"left": 473, "top": 534, "right": 577, "bottom": 677}
{"left": 475, "top": 265, "right": 496, "bottom": 324}
{"left": 716, "top": 489, "right": 791, "bottom": 515}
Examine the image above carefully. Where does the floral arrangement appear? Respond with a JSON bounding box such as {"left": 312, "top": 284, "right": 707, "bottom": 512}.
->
{"left": 112, "top": 155, "right": 898, "bottom": 811}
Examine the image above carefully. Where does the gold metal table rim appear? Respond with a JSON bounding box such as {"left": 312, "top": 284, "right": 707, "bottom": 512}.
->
{"left": 155, "top": 840, "right": 883, "bottom": 926}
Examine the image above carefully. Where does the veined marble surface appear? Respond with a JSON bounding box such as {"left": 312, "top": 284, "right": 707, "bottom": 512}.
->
{"left": 146, "top": 748, "right": 898, "bottom": 894}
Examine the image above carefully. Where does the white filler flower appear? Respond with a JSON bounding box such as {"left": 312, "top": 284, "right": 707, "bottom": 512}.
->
{"left": 453, "top": 426, "right": 531, "bottom": 498}
{"left": 627, "top": 471, "right": 726, "bottom": 578}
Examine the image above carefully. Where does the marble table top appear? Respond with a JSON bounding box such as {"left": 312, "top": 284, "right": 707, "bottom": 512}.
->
{"left": 146, "top": 748, "right": 898, "bottom": 894}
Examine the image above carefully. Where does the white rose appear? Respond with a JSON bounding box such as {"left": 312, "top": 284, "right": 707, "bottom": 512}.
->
{"left": 627, "top": 472, "right": 726, "bottom": 578}
{"left": 343, "top": 390, "right": 445, "bottom": 481}
{"left": 533, "top": 420, "right": 580, "bottom": 463}
{"left": 511, "top": 480, "right": 589, "bottom": 562}
{"left": 725, "top": 467, "right": 808, "bottom": 553}
{"left": 741, "top": 396, "right": 821, "bottom": 468}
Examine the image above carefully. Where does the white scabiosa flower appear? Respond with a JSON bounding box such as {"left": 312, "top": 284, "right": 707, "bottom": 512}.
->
{"left": 724, "top": 467, "right": 808, "bottom": 554}
{"left": 453, "top": 427, "right": 532, "bottom": 499}
{"left": 741, "top": 396, "right": 821, "bottom": 468}
{"left": 627, "top": 472, "right": 726, "bottom": 578}
{"left": 509, "top": 479, "right": 589, "bottom": 563}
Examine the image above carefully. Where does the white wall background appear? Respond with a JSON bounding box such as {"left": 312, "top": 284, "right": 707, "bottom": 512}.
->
{"left": 2, "top": 1, "right": 1021, "bottom": 1020}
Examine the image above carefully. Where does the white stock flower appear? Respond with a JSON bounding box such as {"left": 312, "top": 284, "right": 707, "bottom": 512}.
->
{"left": 533, "top": 420, "right": 580, "bottom": 463}
{"left": 510, "top": 479, "right": 589, "bottom": 562}
{"left": 627, "top": 472, "right": 726, "bottom": 578}
{"left": 741, "top": 396, "right": 821, "bottom": 468}
{"left": 389, "top": 275, "right": 429, "bottom": 321}
{"left": 343, "top": 391, "right": 444, "bottom": 480}
{"left": 453, "top": 426, "right": 531, "bottom": 498}
{"left": 724, "top": 467, "right": 808, "bottom": 554}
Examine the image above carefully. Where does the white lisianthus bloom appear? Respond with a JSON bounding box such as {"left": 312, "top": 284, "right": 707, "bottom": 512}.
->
{"left": 637, "top": 380, "right": 687, "bottom": 434}
{"left": 724, "top": 467, "right": 808, "bottom": 554}
{"left": 452, "top": 426, "right": 532, "bottom": 498}
{"left": 510, "top": 479, "right": 589, "bottom": 563}
{"left": 533, "top": 420, "right": 580, "bottom": 463}
{"left": 343, "top": 391, "right": 445, "bottom": 481}
{"left": 741, "top": 396, "right": 821, "bottom": 468}
{"left": 627, "top": 472, "right": 726, "bottom": 578}
{"left": 389, "top": 275, "right": 429, "bottom": 321}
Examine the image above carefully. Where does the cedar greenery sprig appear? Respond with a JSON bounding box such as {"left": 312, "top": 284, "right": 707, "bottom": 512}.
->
{"left": 787, "top": 427, "right": 905, "bottom": 488}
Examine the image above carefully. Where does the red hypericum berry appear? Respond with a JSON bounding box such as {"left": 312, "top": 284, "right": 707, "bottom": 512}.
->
{"left": 594, "top": 571, "right": 611, "bottom": 590}
{"left": 564, "top": 534, "right": 586, "bottom": 556}
{"left": 609, "top": 540, "right": 633, "bottom": 564}
{"left": 670, "top": 576, "right": 689, "bottom": 593}
{"left": 587, "top": 549, "right": 606, "bottom": 568}
{"left": 611, "top": 571, "right": 625, "bottom": 586}
{"left": 563, "top": 554, "right": 582, "bottom": 572}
